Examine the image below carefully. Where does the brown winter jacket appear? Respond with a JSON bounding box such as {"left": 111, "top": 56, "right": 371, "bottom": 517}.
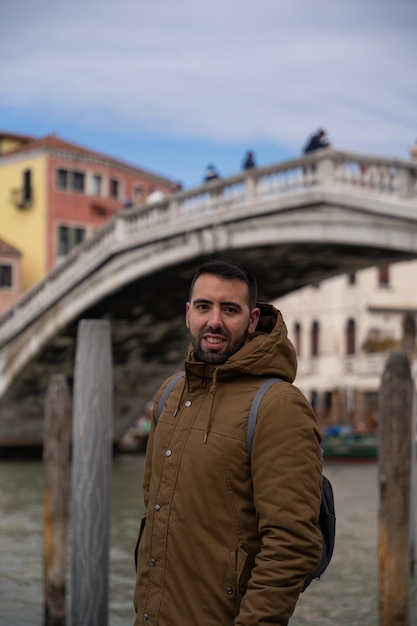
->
{"left": 133, "top": 303, "right": 323, "bottom": 625}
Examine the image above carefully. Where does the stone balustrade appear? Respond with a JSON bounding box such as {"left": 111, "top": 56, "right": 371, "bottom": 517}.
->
{"left": 1, "top": 150, "right": 416, "bottom": 347}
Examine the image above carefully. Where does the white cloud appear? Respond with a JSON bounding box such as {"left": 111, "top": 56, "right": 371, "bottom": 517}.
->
{"left": 1, "top": 0, "right": 416, "bottom": 159}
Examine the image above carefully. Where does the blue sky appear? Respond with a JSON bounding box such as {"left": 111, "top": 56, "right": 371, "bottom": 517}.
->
{"left": 1, "top": 0, "right": 416, "bottom": 189}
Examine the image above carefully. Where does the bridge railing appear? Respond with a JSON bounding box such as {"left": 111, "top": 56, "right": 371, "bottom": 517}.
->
{"left": 1, "top": 150, "right": 416, "bottom": 346}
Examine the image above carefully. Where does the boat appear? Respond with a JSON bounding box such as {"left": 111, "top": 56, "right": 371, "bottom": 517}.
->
{"left": 321, "top": 425, "right": 378, "bottom": 463}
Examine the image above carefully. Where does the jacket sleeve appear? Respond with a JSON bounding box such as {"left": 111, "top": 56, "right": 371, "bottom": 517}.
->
{"left": 235, "top": 384, "right": 323, "bottom": 626}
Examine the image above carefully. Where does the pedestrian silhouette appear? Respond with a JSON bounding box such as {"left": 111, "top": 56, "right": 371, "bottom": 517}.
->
{"left": 303, "top": 129, "right": 330, "bottom": 154}
{"left": 203, "top": 164, "right": 220, "bottom": 182}
{"left": 242, "top": 150, "right": 256, "bottom": 170}
{"left": 410, "top": 138, "right": 417, "bottom": 160}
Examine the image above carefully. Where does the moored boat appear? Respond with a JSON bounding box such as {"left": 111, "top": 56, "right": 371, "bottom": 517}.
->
{"left": 321, "top": 425, "right": 378, "bottom": 463}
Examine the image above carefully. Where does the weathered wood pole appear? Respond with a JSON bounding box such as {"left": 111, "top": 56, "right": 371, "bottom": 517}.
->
{"left": 410, "top": 399, "right": 417, "bottom": 577}
{"left": 71, "top": 320, "right": 113, "bottom": 626}
{"left": 378, "top": 350, "right": 413, "bottom": 626}
{"left": 43, "top": 374, "right": 72, "bottom": 626}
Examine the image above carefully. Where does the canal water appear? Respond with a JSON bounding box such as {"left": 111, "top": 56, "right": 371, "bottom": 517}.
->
{"left": 0, "top": 456, "right": 416, "bottom": 626}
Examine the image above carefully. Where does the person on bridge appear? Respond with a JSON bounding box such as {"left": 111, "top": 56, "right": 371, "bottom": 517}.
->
{"left": 242, "top": 150, "right": 256, "bottom": 170}
{"left": 203, "top": 163, "right": 220, "bottom": 182}
{"left": 303, "top": 128, "right": 330, "bottom": 154}
{"left": 133, "top": 257, "right": 323, "bottom": 626}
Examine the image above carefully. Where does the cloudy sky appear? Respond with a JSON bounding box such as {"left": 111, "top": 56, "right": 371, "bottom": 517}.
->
{"left": 1, "top": 0, "right": 416, "bottom": 188}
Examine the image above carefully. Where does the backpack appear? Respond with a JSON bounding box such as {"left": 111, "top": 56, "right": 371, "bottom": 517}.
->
{"left": 155, "top": 373, "right": 336, "bottom": 592}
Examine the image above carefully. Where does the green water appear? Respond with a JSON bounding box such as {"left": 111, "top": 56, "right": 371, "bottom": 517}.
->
{"left": 0, "top": 456, "right": 416, "bottom": 625}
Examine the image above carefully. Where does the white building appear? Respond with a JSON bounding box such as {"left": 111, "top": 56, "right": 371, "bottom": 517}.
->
{"left": 273, "top": 259, "right": 417, "bottom": 431}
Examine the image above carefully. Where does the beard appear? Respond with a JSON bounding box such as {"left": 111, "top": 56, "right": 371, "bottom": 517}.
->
{"left": 190, "top": 325, "right": 250, "bottom": 364}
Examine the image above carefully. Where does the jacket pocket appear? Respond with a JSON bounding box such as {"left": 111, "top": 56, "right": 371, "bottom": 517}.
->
{"left": 134, "top": 514, "right": 146, "bottom": 571}
{"left": 229, "top": 545, "right": 250, "bottom": 598}
{"left": 236, "top": 545, "right": 250, "bottom": 597}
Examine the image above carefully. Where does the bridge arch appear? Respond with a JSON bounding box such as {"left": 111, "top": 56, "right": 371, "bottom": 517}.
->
{"left": 1, "top": 150, "right": 416, "bottom": 446}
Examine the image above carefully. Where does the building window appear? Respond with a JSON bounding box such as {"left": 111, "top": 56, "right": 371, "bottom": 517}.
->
{"left": 55, "top": 168, "right": 86, "bottom": 192}
{"left": 0, "top": 264, "right": 13, "bottom": 288}
{"left": 134, "top": 185, "right": 144, "bottom": 200}
{"left": 378, "top": 264, "right": 389, "bottom": 286}
{"left": 58, "top": 226, "right": 70, "bottom": 255}
{"left": 23, "top": 169, "right": 32, "bottom": 203}
{"left": 91, "top": 174, "right": 102, "bottom": 196}
{"left": 294, "top": 322, "right": 301, "bottom": 355}
{"left": 324, "top": 391, "right": 332, "bottom": 418}
{"left": 57, "top": 225, "right": 86, "bottom": 256}
{"left": 110, "top": 178, "right": 120, "bottom": 199}
{"left": 311, "top": 320, "right": 319, "bottom": 357}
{"left": 402, "top": 314, "right": 416, "bottom": 352}
{"left": 346, "top": 318, "right": 356, "bottom": 355}
{"left": 72, "top": 171, "right": 85, "bottom": 192}
{"left": 347, "top": 272, "right": 356, "bottom": 285}
{"left": 310, "top": 390, "right": 318, "bottom": 412}
{"left": 56, "top": 169, "right": 68, "bottom": 189}
{"left": 74, "top": 227, "right": 86, "bottom": 246}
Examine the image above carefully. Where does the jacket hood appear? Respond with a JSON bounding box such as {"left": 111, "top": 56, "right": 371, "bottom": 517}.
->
{"left": 185, "top": 302, "right": 297, "bottom": 383}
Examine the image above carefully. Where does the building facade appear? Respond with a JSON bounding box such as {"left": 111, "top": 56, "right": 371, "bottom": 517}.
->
{"left": 0, "top": 237, "right": 23, "bottom": 312}
{"left": 274, "top": 259, "right": 417, "bottom": 432}
{"left": 0, "top": 131, "right": 175, "bottom": 311}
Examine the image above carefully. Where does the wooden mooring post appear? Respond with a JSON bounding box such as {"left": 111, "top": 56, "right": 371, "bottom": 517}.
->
{"left": 411, "top": 397, "right": 417, "bottom": 578}
{"left": 71, "top": 320, "right": 113, "bottom": 626}
{"left": 43, "top": 374, "right": 72, "bottom": 626}
{"left": 378, "top": 350, "right": 413, "bottom": 626}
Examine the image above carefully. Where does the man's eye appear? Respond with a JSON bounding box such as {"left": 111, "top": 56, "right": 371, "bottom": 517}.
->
{"left": 224, "top": 307, "right": 238, "bottom": 314}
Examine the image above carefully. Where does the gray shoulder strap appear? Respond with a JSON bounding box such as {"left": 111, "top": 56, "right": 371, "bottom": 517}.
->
{"left": 155, "top": 372, "right": 185, "bottom": 422}
{"left": 247, "top": 378, "right": 283, "bottom": 455}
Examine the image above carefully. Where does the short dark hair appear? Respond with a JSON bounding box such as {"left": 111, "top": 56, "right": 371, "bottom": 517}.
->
{"left": 189, "top": 258, "right": 258, "bottom": 309}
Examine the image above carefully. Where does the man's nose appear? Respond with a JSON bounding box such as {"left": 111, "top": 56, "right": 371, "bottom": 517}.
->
{"left": 207, "top": 307, "right": 223, "bottom": 328}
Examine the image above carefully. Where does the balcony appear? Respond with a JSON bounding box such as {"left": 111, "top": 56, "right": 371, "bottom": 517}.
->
{"left": 344, "top": 353, "right": 388, "bottom": 376}
{"left": 10, "top": 187, "right": 34, "bottom": 210}
{"left": 297, "top": 353, "right": 391, "bottom": 382}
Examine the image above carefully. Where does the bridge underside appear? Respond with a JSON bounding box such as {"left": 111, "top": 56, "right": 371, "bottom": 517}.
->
{"left": 0, "top": 240, "right": 414, "bottom": 449}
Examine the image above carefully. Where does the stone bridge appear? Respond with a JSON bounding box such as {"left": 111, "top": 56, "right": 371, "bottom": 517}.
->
{"left": 1, "top": 149, "right": 417, "bottom": 446}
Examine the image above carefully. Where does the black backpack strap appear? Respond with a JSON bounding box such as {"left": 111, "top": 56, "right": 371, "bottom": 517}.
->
{"left": 247, "top": 378, "right": 283, "bottom": 455}
{"left": 155, "top": 372, "right": 185, "bottom": 422}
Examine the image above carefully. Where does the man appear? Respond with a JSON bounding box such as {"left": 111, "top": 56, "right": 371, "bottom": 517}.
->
{"left": 203, "top": 164, "right": 220, "bottom": 182}
{"left": 133, "top": 258, "right": 323, "bottom": 625}
{"left": 303, "top": 128, "right": 330, "bottom": 154}
{"left": 242, "top": 150, "right": 256, "bottom": 170}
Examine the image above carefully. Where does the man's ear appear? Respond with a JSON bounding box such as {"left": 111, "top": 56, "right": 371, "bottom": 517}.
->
{"left": 248, "top": 307, "right": 261, "bottom": 334}
{"left": 185, "top": 302, "right": 190, "bottom": 328}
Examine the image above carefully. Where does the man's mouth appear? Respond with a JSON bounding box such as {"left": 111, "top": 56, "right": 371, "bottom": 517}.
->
{"left": 205, "top": 337, "right": 224, "bottom": 344}
{"left": 202, "top": 333, "right": 227, "bottom": 350}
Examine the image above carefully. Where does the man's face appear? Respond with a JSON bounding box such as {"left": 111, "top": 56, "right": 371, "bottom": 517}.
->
{"left": 185, "top": 273, "right": 260, "bottom": 364}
